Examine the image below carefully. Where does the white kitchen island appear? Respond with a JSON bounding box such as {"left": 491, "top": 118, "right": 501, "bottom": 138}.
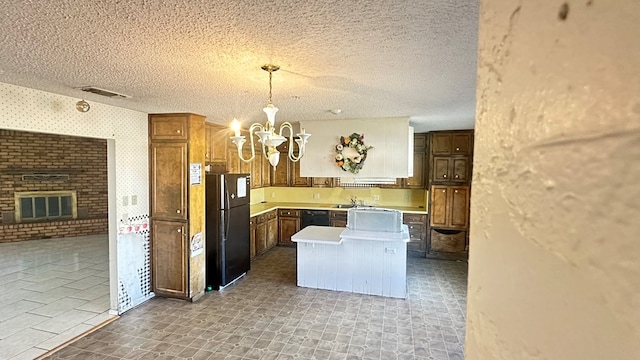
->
{"left": 291, "top": 225, "right": 409, "bottom": 298}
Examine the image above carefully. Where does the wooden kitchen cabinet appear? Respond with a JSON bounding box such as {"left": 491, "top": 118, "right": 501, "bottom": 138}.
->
{"left": 291, "top": 161, "right": 311, "bottom": 187}
{"left": 226, "top": 133, "right": 251, "bottom": 175}
{"left": 250, "top": 210, "right": 278, "bottom": 261}
{"left": 240, "top": 148, "right": 251, "bottom": 175}
{"left": 149, "top": 113, "right": 206, "bottom": 300}
{"left": 227, "top": 147, "right": 241, "bottom": 174}
{"left": 249, "top": 216, "right": 257, "bottom": 260}
{"left": 329, "top": 211, "right": 347, "bottom": 227}
{"left": 152, "top": 220, "right": 188, "bottom": 298}
{"left": 205, "top": 123, "right": 229, "bottom": 173}
{"left": 212, "top": 124, "right": 266, "bottom": 188}
{"left": 432, "top": 157, "right": 469, "bottom": 183}
{"left": 429, "top": 185, "right": 470, "bottom": 229}
{"left": 403, "top": 213, "right": 427, "bottom": 254}
{"left": 312, "top": 177, "right": 334, "bottom": 187}
{"left": 278, "top": 209, "right": 300, "bottom": 246}
{"left": 248, "top": 140, "right": 271, "bottom": 187}
{"left": 150, "top": 115, "right": 189, "bottom": 141}
{"left": 428, "top": 184, "right": 470, "bottom": 260}
{"left": 451, "top": 133, "right": 473, "bottom": 155}
{"left": 271, "top": 142, "right": 289, "bottom": 186}
{"left": 255, "top": 214, "right": 268, "bottom": 256}
{"left": 150, "top": 142, "right": 187, "bottom": 220}
{"left": 430, "top": 132, "right": 472, "bottom": 155}
{"left": 431, "top": 133, "right": 451, "bottom": 155}
{"left": 429, "top": 130, "right": 473, "bottom": 186}
{"left": 251, "top": 156, "right": 263, "bottom": 188}
{"left": 266, "top": 210, "right": 278, "bottom": 249}
{"left": 270, "top": 142, "right": 310, "bottom": 187}
{"left": 427, "top": 130, "right": 473, "bottom": 261}
{"left": 261, "top": 155, "right": 271, "bottom": 187}
{"left": 430, "top": 228, "right": 467, "bottom": 253}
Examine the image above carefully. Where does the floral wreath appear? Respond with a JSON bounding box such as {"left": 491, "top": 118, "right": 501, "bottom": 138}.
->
{"left": 335, "top": 133, "right": 373, "bottom": 174}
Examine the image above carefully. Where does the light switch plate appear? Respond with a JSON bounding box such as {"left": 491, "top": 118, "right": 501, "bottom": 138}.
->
{"left": 131, "top": 195, "right": 137, "bottom": 205}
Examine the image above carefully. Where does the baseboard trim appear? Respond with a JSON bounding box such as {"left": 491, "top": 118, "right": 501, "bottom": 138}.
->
{"left": 35, "top": 315, "right": 119, "bottom": 359}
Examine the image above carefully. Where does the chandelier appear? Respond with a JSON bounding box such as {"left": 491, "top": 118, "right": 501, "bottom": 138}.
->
{"left": 230, "top": 64, "right": 311, "bottom": 169}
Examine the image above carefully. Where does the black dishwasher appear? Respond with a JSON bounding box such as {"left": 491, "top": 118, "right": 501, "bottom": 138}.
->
{"left": 301, "top": 210, "right": 330, "bottom": 229}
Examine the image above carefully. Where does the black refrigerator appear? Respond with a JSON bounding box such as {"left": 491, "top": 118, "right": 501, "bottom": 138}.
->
{"left": 205, "top": 173, "right": 251, "bottom": 290}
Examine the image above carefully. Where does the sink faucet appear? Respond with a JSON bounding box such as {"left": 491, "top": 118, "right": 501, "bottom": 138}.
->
{"left": 350, "top": 196, "right": 358, "bottom": 207}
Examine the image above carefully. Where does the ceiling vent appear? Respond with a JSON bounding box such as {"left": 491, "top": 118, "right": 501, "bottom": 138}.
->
{"left": 78, "top": 86, "right": 131, "bottom": 99}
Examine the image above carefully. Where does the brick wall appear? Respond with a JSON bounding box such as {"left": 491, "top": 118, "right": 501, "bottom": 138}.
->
{"left": 0, "top": 218, "right": 108, "bottom": 243}
{"left": 0, "top": 129, "right": 108, "bottom": 241}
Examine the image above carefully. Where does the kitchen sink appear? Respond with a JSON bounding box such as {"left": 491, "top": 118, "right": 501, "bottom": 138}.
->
{"left": 334, "top": 204, "right": 356, "bottom": 209}
{"left": 334, "top": 204, "right": 376, "bottom": 209}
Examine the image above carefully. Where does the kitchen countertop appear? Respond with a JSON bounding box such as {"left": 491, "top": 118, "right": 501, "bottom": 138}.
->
{"left": 249, "top": 202, "right": 428, "bottom": 217}
{"left": 341, "top": 224, "right": 410, "bottom": 242}
{"left": 291, "top": 226, "right": 344, "bottom": 245}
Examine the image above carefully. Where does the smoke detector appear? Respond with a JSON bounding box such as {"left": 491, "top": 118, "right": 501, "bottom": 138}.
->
{"left": 77, "top": 86, "right": 131, "bottom": 99}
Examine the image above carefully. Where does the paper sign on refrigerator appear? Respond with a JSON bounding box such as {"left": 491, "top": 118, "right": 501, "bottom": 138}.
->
{"left": 237, "top": 177, "right": 247, "bottom": 198}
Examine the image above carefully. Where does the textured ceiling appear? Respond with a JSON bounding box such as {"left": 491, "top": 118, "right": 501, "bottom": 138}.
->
{"left": 0, "top": 0, "right": 479, "bottom": 132}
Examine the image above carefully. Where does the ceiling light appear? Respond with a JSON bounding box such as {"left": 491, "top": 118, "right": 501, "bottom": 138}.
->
{"left": 75, "top": 100, "right": 90, "bottom": 112}
{"left": 230, "top": 64, "right": 311, "bottom": 169}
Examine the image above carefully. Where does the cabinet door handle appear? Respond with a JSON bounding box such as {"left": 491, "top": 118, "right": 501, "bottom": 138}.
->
{"left": 177, "top": 228, "right": 182, "bottom": 233}
{"left": 176, "top": 130, "right": 181, "bottom": 134}
{"left": 456, "top": 147, "right": 460, "bottom": 151}
{"left": 455, "top": 190, "right": 458, "bottom": 193}
{"left": 443, "top": 174, "right": 447, "bottom": 178}
{"left": 442, "top": 190, "right": 446, "bottom": 193}
{"left": 176, "top": 209, "right": 181, "bottom": 214}
{"left": 455, "top": 174, "right": 459, "bottom": 179}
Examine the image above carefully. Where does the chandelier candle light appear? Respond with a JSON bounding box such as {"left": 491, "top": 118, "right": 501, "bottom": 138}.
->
{"left": 230, "top": 64, "right": 311, "bottom": 169}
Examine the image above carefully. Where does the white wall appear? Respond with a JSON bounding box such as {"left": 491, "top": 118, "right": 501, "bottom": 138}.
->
{"left": 299, "top": 117, "right": 411, "bottom": 178}
{"left": 467, "top": 1, "right": 640, "bottom": 359}
{"left": 0, "top": 82, "right": 151, "bottom": 313}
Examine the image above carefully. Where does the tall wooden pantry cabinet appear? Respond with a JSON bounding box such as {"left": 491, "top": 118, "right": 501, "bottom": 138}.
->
{"left": 427, "top": 130, "right": 474, "bottom": 260}
{"left": 149, "top": 113, "right": 206, "bottom": 300}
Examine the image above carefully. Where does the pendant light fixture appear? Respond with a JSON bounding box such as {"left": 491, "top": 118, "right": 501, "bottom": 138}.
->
{"left": 230, "top": 64, "right": 311, "bottom": 169}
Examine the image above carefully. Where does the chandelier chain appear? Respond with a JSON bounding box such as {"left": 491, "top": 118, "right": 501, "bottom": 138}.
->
{"left": 268, "top": 70, "right": 273, "bottom": 104}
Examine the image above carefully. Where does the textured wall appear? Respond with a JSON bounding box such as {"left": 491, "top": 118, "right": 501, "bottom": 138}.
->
{"left": 467, "top": 1, "right": 640, "bottom": 359}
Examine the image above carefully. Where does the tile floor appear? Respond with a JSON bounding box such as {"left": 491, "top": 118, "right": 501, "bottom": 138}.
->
{"left": 0, "top": 235, "right": 113, "bottom": 360}
{"left": 45, "top": 246, "right": 468, "bottom": 360}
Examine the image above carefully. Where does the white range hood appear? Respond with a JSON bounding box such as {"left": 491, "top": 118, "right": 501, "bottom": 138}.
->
{"left": 299, "top": 117, "right": 413, "bottom": 179}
